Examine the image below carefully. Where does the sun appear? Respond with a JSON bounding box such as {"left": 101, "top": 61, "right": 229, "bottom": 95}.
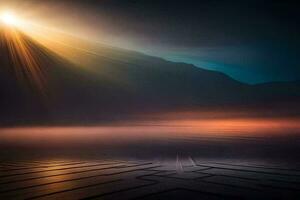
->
{"left": 1, "top": 11, "right": 19, "bottom": 26}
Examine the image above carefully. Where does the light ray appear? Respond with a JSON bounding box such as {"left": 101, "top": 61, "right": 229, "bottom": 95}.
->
{"left": 1, "top": 26, "right": 46, "bottom": 94}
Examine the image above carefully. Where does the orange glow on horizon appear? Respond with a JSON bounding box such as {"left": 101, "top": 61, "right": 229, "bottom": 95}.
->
{"left": 0, "top": 117, "right": 299, "bottom": 146}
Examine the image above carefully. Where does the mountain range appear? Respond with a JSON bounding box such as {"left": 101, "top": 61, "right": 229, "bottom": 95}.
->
{"left": 0, "top": 29, "right": 299, "bottom": 125}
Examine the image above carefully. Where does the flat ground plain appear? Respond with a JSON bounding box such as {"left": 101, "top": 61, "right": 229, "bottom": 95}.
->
{"left": 0, "top": 158, "right": 300, "bottom": 199}
{"left": 0, "top": 123, "right": 300, "bottom": 199}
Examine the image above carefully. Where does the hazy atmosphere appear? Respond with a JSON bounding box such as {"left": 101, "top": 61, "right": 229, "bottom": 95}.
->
{"left": 0, "top": 1, "right": 300, "bottom": 199}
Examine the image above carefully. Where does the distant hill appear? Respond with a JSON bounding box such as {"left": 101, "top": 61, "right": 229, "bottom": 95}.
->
{"left": 0, "top": 29, "right": 299, "bottom": 125}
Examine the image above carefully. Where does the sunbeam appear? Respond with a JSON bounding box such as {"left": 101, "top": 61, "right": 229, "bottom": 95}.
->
{"left": 0, "top": 20, "right": 46, "bottom": 93}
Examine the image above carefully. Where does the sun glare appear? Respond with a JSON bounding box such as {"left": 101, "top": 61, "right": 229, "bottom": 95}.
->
{"left": 0, "top": 10, "right": 46, "bottom": 94}
{"left": 1, "top": 11, "right": 19, "bottom": 26}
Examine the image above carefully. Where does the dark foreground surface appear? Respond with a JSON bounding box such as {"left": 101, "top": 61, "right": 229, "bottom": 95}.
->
{"left": 1, "top": 158, "right": 300, "bottom": 200}
{"left": 1, "top": 121, "right": 300, "bottom": 199}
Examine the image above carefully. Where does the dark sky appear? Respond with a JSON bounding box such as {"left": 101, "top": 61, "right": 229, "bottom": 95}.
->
{"left": 24, "top": 0, "right": 300, "bottom": 83}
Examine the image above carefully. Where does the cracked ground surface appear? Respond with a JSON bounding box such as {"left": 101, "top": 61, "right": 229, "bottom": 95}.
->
{"left": 1, "top": 124, "right": 300, "bottom": 199}
{"left": 0, "top": 158, "right": 300, "bottom": 200}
